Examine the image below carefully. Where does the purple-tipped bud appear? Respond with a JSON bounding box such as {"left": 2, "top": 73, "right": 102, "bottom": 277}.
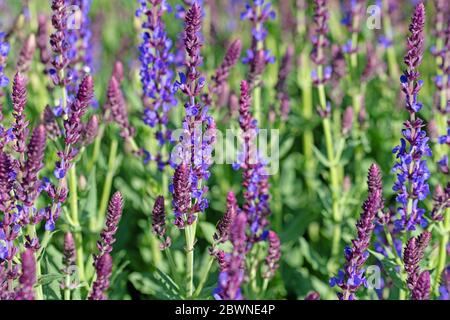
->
{"left": 63, "top": 232, "right": 76, "bottom": 274}
{"left": 342, "top": 106, "right": 354, "bottom": 136}
{"left": 311, "top": 0, "right": 330, "bottom": 66}
{"left": 15, "top": 249, "right": 36, "bottom": 300}
{"left": 247, "top": 50, "right": 267, "bottom": 88}
{"left": 97, "top": 191, "right": 124, "bottom": 258}
{"left": 75, "top": 75, "right": 94, "bottom": 110}
{"left": 305, "top": 291, "right": 320, "bottom": 300}
{"left": 65, "top": 75, "right": 94, "bottom": 145}
{"left": 37, "top": 14, "right": 51, "bottom": 66}
{"left": 214, "top": 191, "right": 238, "bottom": 243}
{"left": 0, "top": 151, "right": 14, "bottom": 211}
{"left": 412, "top": 270, "right": 430, "bottom": 300}
{"left": 89, "top": 253, "right": 113, "bottom": 300}
{"left": 431, "top": 183, "right": 449, "bottom": 221}
{"left": 21, "top": 125, "right": 46, "bottom": 207}
{"left": 211, "top": 40, "right": 242, "bottom": 97}
{"left": 112, "top": 60, "right": 124, "bottom": 83}
{"left": 276, "top": 45, "right": 294, "bottom": 93}
{"left": 404, "top": 231, "right": 431, "bottom": 294}
{"left": 17, "top": 34, "right": 36, "bottom": 74}
{"left": 184, "top": 3, "right": 202, "bottom": 62}
{"left": 12, "top": 72, "right": 29, "bottom": 154}
{"left": 404, "top": 3, "right": 425, "bottom": 80}
{"left": 105, "top": 75, "right": 134, "bottom": 139}
{"left": 264, "top": 230, "right": 281, "bottom": 279}
{"left": 43, "top": 105, "right": 61, "bottom": 140}
{"left": 152, "top": 195, "right": 166, "bottom": 237}
{"left": 238, "top": 80, "right": 253, "bottom": 132}
{"left": 83, "top": 115, "right": 99, "bottom": 145}
{"left": 172, "top": 163, "right": 191, "bottom": 229}
{"left": 367, "top": 163, "right": 384, "bottom": 212}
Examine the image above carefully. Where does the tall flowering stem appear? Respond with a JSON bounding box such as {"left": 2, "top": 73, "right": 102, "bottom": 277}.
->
{"left": 431, "top": 1, "right": 450, "bottom": 296}
{"left": 237, "top": 81, "right": 271, "bottom": 242}
{"left": 310, "top": 0, "right": 342, "bottom": 259}
{"left": 392, "top": 3, "right": 430, "bottom": 232}
{"left": 171, "top": 2, "right": 216, "bottom": 297}
{"left": 136, "top": 0, "right": 177, "bottom": 171}
{"left": 240, "top": 0, "right": 275, "bottom": 126}
{"left": 330, "top": 164, "right": 383, "bottom": 300}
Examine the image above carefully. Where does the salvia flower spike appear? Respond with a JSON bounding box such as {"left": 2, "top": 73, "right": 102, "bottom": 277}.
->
{"left": 330, "top": 164, "right": 383, "bottom": 300}
{"left": 89, "top": 253, "right": 113, "bottom": 300}
{"left": 213, "top": 213, "right": 247, "bottom": 300}
{"left": 392, "top": 3, "right": 431, "bottom": 232}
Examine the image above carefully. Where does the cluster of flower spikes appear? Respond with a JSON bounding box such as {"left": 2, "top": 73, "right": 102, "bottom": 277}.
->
{"left": 136, "top": 0, "right": 178, "bottom": 171}
{"left": 170, "top": 2, "right": 216, "bottom": 229}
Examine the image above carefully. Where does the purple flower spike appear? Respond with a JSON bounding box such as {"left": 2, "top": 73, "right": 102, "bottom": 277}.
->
{"left": 241, "top": 0, "right": 276, "bottom": 87}
{"left": 137, "top": 0, "right": 177, "bottom": 169}
{"left": 214, "top": 213, "right": 247, "bottom": 300}
{"left": 15, "top": 249, "right": 36, "bottom": 300}
{"left": 214, "top": 191, "right": 238, "bottom": 243}
{"left": 89, "top": 253, "right": 113, "bottom": 300}
{"left": 11, "top": 72, "right": 29, "bottom": 155}
{"left": 330, "top": 164, "right": 383, "bottom": 300}
{"left": 172, "top": 163, "right": 191, "bottom": 229}
{"left": 403, "top": 231, "right": 431, "bottom": 299}
{"left": 152, "top": 195, "right": 171, "bottom": 250}
{"left": 412, "top": 270, "right": 431, "bottom": 300}
{"left": 205, "top": 39, "right": 242, "bottom": 107}
{"left": 237, "top": 81, "right": 271, "bottom": 241}
{"left": 16, "top": 34, "right": 36, "bottom": 74}
{"left": 392, "top": 3, "right": 431, "bottom": 232}
{"left": 171, "top": 2, "right": 215, "bottom": 228}
{"left": 63, "top": 232, "right": 76, "bottom": 272}
{"left": 105, "top": 74, "right": 135, "bottom": 140}
{"left": 311, "top": 0, "right": 330, "bottom": 67}
{"left": 20, "top": 125, "right": 46, "bottom": 208}
{"left": 96, "top": 191, "right": 124, "bottom": 259}
{"left": 263, "top": 230, "right": 281, "bottom": 279}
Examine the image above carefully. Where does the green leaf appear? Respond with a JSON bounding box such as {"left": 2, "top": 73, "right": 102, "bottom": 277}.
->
{"left": 80, "top": 166, "right": 98, "bottom": 222}
{"left": 198, "top": 221, "right": 216, "bottom": 244}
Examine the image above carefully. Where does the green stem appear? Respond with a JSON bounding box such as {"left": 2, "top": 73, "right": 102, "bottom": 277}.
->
{"left": 434, "top": 207, "right": 449, "bottom": 296}
{"left": 254, "top": 86, "right": 262, "bottom": 128}
{"left": 69, "top": 165, "right": 86, "bottom": 284}
{"left": 96, "top": 138, "right": 119, "bottom": 231}
{"left": 193, "top": 255, "right": 214, "bottom": 298}
{"left": 384, "top": 226, "right": 407, "bottom": 300}
{"left": 64, "top": 274, "right": 71, "bottom": 300}
{"left": 317, "top": 76, "right": 341, "bottom": 258}
{"left": 184, "top": 220, "right": 197, "bottom": 298}
{"left": 299, "top": 50, "right": 316, "bottom": 193}
{"left": 27, "top": 223, "right": 44, "bottom": 299}
{"left": 86, "top": 124, "right": 105, "bottom": 173}
{"left": 165, "top": 248, "right": 181, "bottom": 287}
{"left": 382, "top": 0, "right": 399, "bottom": 81}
